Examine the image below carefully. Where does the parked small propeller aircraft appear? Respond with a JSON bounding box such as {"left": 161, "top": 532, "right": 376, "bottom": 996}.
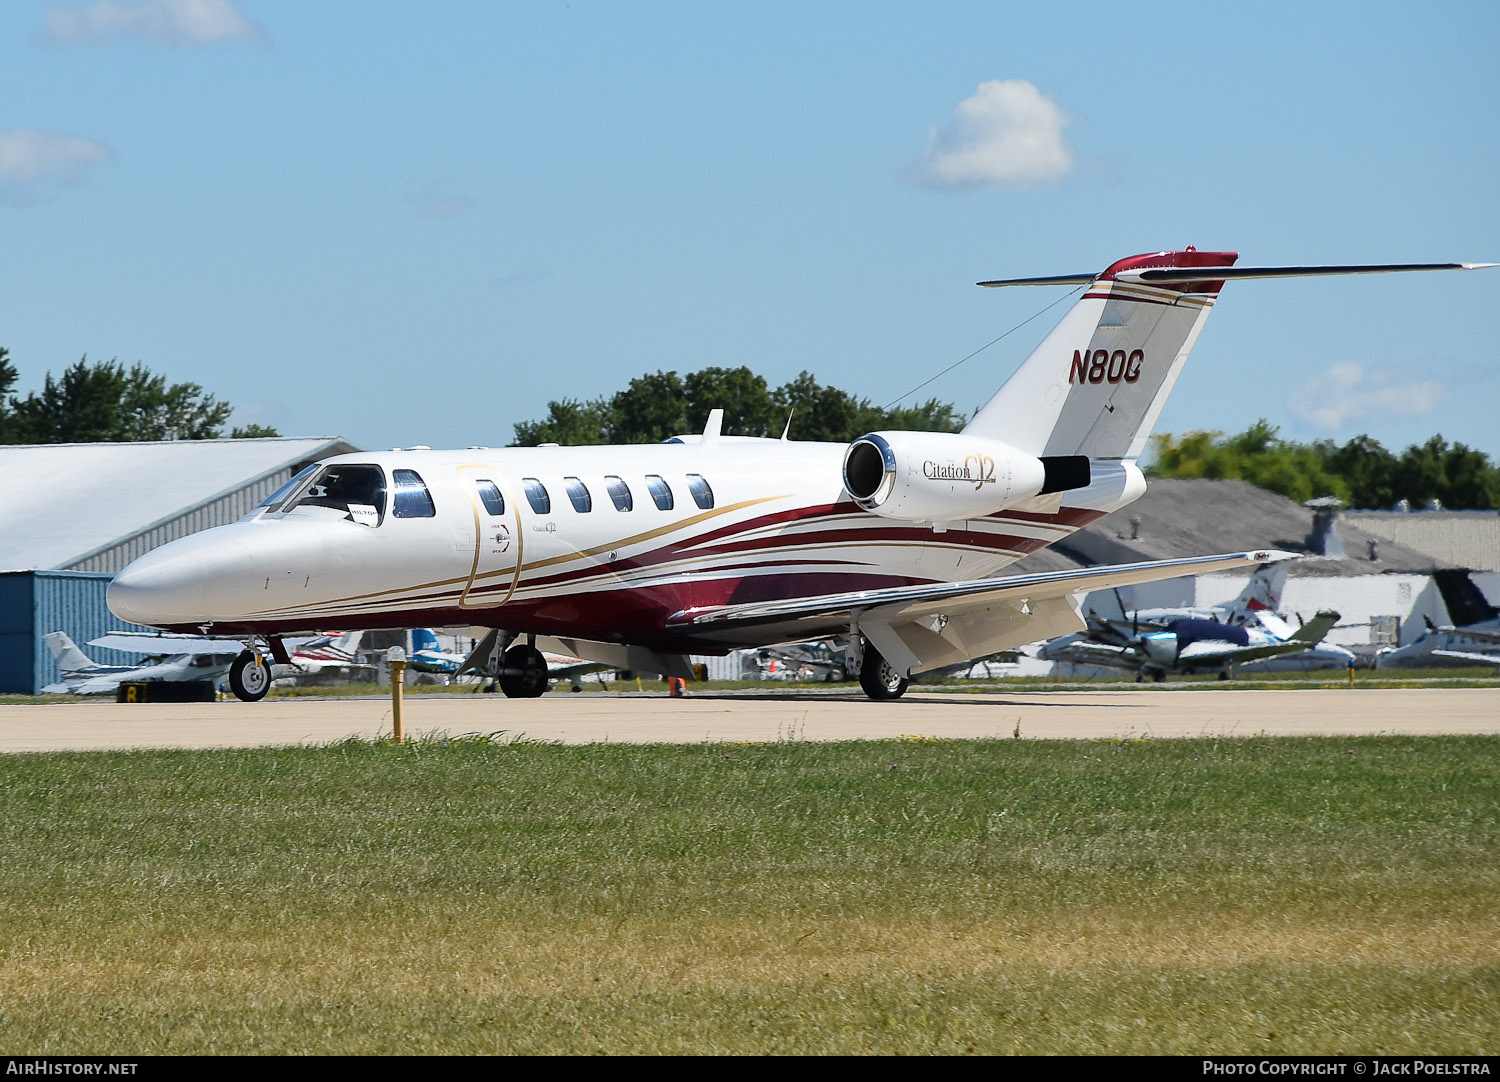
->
{"left": 42, "top": 631, "right": 240, "bottom": 695}
{"left": 104, "top": 249, "right": 1491, "bottom": 702}
{"left": 1093, "top": 560, "right": 1292, "bottom": 632}
{"left": 1036, "top": 607, "right": 1349, "bottom": 681}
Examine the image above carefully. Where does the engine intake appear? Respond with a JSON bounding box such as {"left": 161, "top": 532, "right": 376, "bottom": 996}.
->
{"left": 842, "top": 432, "right": 1089, "bottom": 522}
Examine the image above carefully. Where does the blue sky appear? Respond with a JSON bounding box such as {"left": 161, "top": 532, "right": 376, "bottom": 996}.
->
{"left": 3, "top": 1, "right": 1497, "bottom": 462}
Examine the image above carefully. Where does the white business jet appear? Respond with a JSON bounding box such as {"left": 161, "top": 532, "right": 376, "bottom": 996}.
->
{"left": 105, "top": 250, "right": 1491, "bottom": 702}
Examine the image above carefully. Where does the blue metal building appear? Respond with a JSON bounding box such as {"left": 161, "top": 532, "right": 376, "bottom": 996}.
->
{"left": 0, "top": 570, "right": 141, "bottom": 694}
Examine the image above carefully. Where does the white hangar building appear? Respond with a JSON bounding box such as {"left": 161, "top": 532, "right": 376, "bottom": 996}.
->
{"left": 1, "top": 437, "right": 356, "bottom": 694}
{"left": 3, "top": 436, "right": 357, "bottom": 574}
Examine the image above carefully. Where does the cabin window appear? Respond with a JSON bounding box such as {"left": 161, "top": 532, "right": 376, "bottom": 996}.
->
{"left": 392, "top": 469, "right": 436, "bottom": 518}
{"left": 564, "top": 476, "right": 592, "bottom": 512}
{"left": 259, "top": 463, "right": 319, "bottom": 512}
{"left": 475, "top": 479, "right": 505, "bottom": 516}
{"left": 292, "top": 464, "right": 387, "bottom": 525}
{"left": 645, "top": 474, "right": 674, "bottom": 511}
{"left": 523, "top": 477, "right": 551, "bottom": 514}
{"left": 604, "top": 475, "right": 633, "bottom": 511}
{"left": 686, "top": 474, "right": 714, "bottom": 509}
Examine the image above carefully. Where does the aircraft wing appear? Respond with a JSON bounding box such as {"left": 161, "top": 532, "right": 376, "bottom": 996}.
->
{"left": 1439, "top": 627, "right": 1500, "bottom": 645}
{"left": 669, "top": 551, "right": 1296, "bottom": 642}
{"left": 1177, "top": 641, "right": 1324, "bottom": 667}
{"left": 1431, "top": 649, "right": 1500, "bottom": 666}
{"left": 89, "top": 632, "right": 243, "bottom": 655}
{"left": 1042, "top": 640, "right": 1143, "bottom": 672}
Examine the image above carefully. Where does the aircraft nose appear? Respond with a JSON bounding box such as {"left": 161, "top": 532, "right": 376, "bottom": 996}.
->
{"left": 108, "top": 546, "right": 209, "bottom": 627}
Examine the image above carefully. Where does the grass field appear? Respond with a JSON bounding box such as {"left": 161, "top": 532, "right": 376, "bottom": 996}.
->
{"left": 1, "top": 734, "right": 1496, "bottom": 1054}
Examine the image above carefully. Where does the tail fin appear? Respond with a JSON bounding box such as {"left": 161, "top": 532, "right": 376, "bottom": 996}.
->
{"left": 44, "top": 632, "right": 98, "bottom": 678}
{"left": 410, "top": 628, "right": 440, "bottom": 654}
{"left": 964, "top": 252, "right": 1490, "bottom": 460}
{"left": 333, "top": 630, "right": 364, "bottom": 656}
{"left": 1289, "top": 610, "right": 1340, "bottom": 645}
{"left": 964, "top": 249, "right": 1237, "bottom": 459}
{"left": 1227, "top": 562, "right": 1290, "bottom": 621}
{"left": 1432, "top": 569, "right": 1500, "bottom": 628}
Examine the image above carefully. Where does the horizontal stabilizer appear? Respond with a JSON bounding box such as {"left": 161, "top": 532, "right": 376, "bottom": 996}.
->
{"left": 979, "top": 262, "right": 1494, "bottom": 288}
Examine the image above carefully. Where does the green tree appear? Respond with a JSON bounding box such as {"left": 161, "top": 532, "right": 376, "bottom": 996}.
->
{"left": 511, "top": 398, "right": 612, "bottom": 447}
{"left": 512, "top": 367, "right": 965, "bottom": 447}
{"left": 1149, "top": 421, "right": 1500, "bottom": 510}
{"left": 0, "top": 347, "right": 17, "bottom": 440}
{"left": 0, "top": 354, "right": 279, "bottom": 443}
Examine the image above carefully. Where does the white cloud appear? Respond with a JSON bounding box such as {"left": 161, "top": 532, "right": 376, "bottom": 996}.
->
{"left": 1288, "top": 362, "right": 1445, "bottom": 431}
{"left": 46, "top": 0, "right": 267, "bottom": 48}
{"left": 0, "top": 128, "right": 114, "bottom": 204}
{"left": 910, "top": 79, "right": 1072, "bottom": 190}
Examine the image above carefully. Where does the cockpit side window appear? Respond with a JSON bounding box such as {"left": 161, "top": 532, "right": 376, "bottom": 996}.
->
{"left": 259, "top": 463, "right": 320, "bottom": 512}
{"left": 475, "top": 479, "right": 505, "bottom": 516}
{"left": 686, "top": 474, "right": 714, "bottom": 509}
{"left": 645, "top": 474, "right": 674, "bottom": 511}
{"left": 564, "top": 477, "right": 592, "bottom": 512}
{"left": 523, "top": 478, "right": 551, "bottom": 514}
{"left": 392, "top": 469, "right": 436, "bottom": 518}
{"left": 292, "top": 464, "right": 387, "bottom": 525}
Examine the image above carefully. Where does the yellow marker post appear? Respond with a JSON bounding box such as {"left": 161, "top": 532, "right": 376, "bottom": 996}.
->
{"left": 387, "top": 646, "right": 408, "bottom": 744}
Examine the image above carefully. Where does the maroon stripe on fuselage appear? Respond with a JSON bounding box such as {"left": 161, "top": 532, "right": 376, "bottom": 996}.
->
{"left": 165, "top": 569, "right": 924, "bottom": 643}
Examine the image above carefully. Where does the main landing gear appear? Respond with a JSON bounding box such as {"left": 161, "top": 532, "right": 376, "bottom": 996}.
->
{"left": 497, "top": 644, "right": 549, "bottom": 698}
{"left": 229, "top": 650, "right": 272, "bottom": 702}
{"left": 857, "top": 638, "right": 909, "bottom": 701}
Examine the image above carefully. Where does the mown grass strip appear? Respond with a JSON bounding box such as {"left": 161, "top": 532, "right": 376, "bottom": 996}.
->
{"left": 1, "top": 735, "right": 1495, "bottom": 1054}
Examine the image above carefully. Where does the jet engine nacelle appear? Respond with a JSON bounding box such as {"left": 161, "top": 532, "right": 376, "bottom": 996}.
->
{"left": 841, "top": 432, "right": 1089, "bottom": 522}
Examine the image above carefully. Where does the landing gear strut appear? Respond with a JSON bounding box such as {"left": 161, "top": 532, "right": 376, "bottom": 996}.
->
{"left": 497, "top": 644, "right": 549, "bottom": 698}
{"left": 229, "top": 650, "right": 272, "bottom": 702}
{"left": 857, "top": 638, "right": 909, "bottom": 701}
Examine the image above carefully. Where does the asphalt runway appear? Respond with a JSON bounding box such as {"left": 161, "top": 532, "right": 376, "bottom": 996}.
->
{"left": 1, "top": 687, "right": 1497, "bottom": 752}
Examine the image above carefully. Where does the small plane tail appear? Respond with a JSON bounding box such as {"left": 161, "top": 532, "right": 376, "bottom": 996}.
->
{"left": 1289, "top": 610, "right": 1340, "bottom": 645}
{"left": 410, "top": 628, "right": 441, "bottom": 655}
{"left": 964, "top": 252, "right": 1491, "bottom": 461}
{"left": 1227, "top": 562, "right": 1291, "bottom": 622}
{"left": 44, "top": 631, "right": 98, "bottom": 678}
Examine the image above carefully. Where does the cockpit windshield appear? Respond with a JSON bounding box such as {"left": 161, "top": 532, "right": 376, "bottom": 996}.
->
{"left": 288, "top": 464, "right": 388, "bottom": 526}
{"left": 258, "top": 463, "right": 320, "bottom": 512}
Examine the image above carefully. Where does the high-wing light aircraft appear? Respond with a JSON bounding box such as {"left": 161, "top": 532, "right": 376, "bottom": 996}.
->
{"left": 42, "top": 631, "right": 240, "bottom": 695}
{"left": 1093, "top": 560, "right": 1292, "bottom": 631}
{"left": 105, "top": 250, "right": 1492, "bottom": 702}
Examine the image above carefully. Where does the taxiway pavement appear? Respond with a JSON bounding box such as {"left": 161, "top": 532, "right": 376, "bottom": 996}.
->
{"left": 1, "top": 687, "right": 1496, "bottom": 752}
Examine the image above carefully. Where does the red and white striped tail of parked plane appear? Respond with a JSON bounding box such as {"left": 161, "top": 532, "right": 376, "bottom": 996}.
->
{"left": 107, "top": 249, "right": 1493, "bottom": 702}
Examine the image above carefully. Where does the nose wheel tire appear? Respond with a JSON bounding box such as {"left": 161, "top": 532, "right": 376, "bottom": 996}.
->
{"left": 229, "top": 651, "right": 272, "bottom": 702}
{"left": 498, "top": 644, "right": 549, "bottom": 698}
{"left": 857, "top": 642, "right": 909, "bottom": 701}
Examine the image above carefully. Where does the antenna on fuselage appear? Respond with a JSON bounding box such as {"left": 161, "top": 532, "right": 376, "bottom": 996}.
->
{"left": 780, "top": 411, "right": 794, "bottom": 441}
{"left": 702, "top": 408, "right": 723, "bottom": 445}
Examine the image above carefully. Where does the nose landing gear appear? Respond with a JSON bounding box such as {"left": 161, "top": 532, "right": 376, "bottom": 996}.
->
{"left": 229, "top": 650, "right": 272, "bottom": 702}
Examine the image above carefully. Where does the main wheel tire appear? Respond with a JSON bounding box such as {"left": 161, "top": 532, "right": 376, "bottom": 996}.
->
{"left": 229, "top": 650, "right": 272, "bottom": 702}
{"left": 858, "top": 643, "right": 908, "bottom": 701}
{"left": 497, "top": 644, "right": 549, "bottom": 698}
